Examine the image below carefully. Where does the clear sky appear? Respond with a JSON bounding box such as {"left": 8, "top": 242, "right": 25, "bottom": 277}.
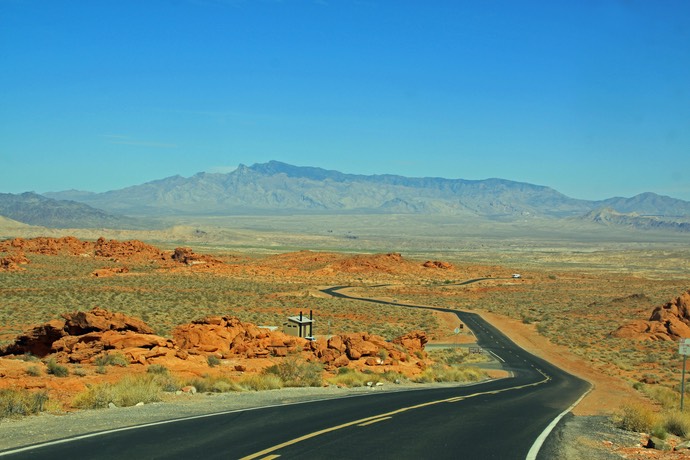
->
{"left": 1, "top": 0, "right": 689, "bottom": 201}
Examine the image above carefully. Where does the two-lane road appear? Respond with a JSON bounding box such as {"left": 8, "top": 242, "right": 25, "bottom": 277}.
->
{"left": 0, "top": 287, "right": 589, "bottom": 460}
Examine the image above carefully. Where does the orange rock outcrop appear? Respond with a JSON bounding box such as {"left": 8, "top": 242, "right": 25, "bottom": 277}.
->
{"left": 1, "top": 308, "right": 429, "bottom": 372}
{"left": 611, "top": 290, "right": 690, "bottom": 341}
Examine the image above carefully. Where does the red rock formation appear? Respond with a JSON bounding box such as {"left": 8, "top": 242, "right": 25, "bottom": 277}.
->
{"left": 172, "top": 316, "right": 301, "bottom": 358}
{"left": 62, "top": 307, "right": 155, "bottom": 335}
{"left": 1, "top": 308, "right": 430, "bottom": 371}
{"left": 611, "top": 290, "right": 690, "bottom": 341}
{"left": 170, "top": 247, "right": 222, "bottom": 266}
{"left": 423, "top": 260, "right": 453, "bottom": 269}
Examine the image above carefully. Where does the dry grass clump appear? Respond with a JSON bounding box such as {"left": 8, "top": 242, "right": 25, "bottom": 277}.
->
{"left": 263, "top": 358, "right": 323, "bottom": 387}
{"left": 182, "top": 374, "right": 241, "bottom": 393}
{"left": 612, "top": 402, "right": 659, "bottom": 433}
{"left": 427, "top": 348, "right": 490, "bottom": 366}
{"left": 0, "top": 388, "right": 49, "bottom": 419}
{"left": 413, "top": 364, "right": 486, "bottom": 383}
{"left": 237, "top": 374, "right": 283, "bottom": 391}
{"left": 72, "top": 374, "right": 169, "bottom": 409}
{"left": 662, "top": 410, "right": 690, "bottom": 438}
{"left": 326, "top": 368, "right": 406, "bottom": 387}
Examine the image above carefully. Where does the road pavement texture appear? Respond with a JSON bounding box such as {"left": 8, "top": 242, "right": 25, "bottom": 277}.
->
{"left": 0, "top": 288, "right": 591, "bottom": 459}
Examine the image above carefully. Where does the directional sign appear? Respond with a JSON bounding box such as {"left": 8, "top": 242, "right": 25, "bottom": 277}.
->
{"left": 679, "top": 338, "right": 690, "bottom": 356}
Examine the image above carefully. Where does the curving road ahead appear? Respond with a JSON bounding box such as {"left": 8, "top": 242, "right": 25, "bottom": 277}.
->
{"left": 0, "top": 286, "right": 590, "bottom": 460}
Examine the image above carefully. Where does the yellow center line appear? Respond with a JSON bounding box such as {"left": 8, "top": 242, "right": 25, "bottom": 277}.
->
{"left": 239, "top": 370, "right": 550, "bottom": 460}
{"left": 357, "top": 416, "right": 392, "bottom": 427}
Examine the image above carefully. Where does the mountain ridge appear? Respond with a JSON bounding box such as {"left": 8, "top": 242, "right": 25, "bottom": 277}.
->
{"left": 12, "top": 161, "right": 690, "bottom": 231}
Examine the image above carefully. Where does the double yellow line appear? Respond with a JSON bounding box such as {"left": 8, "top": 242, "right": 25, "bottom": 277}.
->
{"left": 240, "top": 369, "right": 550, "bottom": 460}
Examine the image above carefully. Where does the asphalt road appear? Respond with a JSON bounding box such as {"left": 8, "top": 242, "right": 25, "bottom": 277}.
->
{"left": 1, "top": 286, "right": 590, "bottom": 460}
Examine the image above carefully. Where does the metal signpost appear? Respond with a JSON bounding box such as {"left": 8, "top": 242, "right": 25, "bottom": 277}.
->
{"left": 679, "top": 339, "right": 690, "bottom": 411}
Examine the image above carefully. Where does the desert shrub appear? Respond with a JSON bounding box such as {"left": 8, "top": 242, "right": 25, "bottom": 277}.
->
{"left": 263, "top": 358, "right": 323, "bottom": 387}
{"left": 210, "top": 379, "right": 240, "bottom": 393}
{"left": 147, "top": 364, "right": 169, "bottom": 375}
{"left": 25, "top": 365, "right": 42, "bottom": 377}
{"left": 72, "top": 367, "right": 87, "bottom": 377}
{"left": 413, "top": 365, "right": 486, "bottom": 384}
{"left": 613, "top": 403, "right": 659, "bottom": 432}
{"left": 207, "top": 355, "right": 221, "bottom": 368}
{"left": 45, "top": 359, "right": 68, "bottom": 377}
{"left": 19, "top": 352, "right": 39, "bottom": 362}
{"left": 94, "top": 352, "right": 129, "bottom": 367}
{"left": 642, "top": 385, "right": 678, "bottom": 410}
{"left": 0, "top": 389, "right": 49, "bottom": 419}
{"left": 327, "top": 368, "right": 379, "bottom": 387}
{"left": 181, "top": 375, "right": 237, "bottom": 393}
{"left": 72, "top": 374, "right": 163, "bottom": 409}
{"left": 238, "top": 374, "right": 283, "bottom": 391}
{"left": 428, "top": 348, "right": 490, "bottom": 366}
{"left": 381, "top": 370, "right": 405, "bottom": 383}
{"left": 95, "top": 365, "right": 107, "bottom": 375}
{"left": 662, "top": 410, "right": 690, "bottom": 437}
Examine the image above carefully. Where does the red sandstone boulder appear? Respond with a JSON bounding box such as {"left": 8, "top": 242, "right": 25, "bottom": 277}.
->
{"left": 0, "top": 319, "right": 67, "bottom": 357}
{"left": 423, "top": 260, "right": 453, "bottom": 269}
{"left": 611, "top": 290, "right": 690, "bottom": 341}
{"left": 62, "top": 307, "right": 155, "bottom": 335}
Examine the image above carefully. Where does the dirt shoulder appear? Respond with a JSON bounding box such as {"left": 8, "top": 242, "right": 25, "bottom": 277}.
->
{"left": 477, "top": 310, "right": 641, "bottom": 416}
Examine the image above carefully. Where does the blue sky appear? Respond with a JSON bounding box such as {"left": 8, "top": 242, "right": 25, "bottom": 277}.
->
{"left": 1, "top": 0, "right": 689, "bottom": 201}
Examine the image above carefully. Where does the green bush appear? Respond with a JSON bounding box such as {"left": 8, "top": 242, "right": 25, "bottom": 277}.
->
{"left": 263, "top": 358, "right": 323, "bottom": 387}
{"left": 45, "top": 359, "right": 69, "bottom": 377}
{"left": 94, "top": 352, "right": 129, "bottom": 367}
{"left": 0, "top": 389, "right": 49, "bottom": 419}
{"left": 207, "top": 355, "right": 221, "bottom": 368}
{"left": 25, "top": 365, "right": 42, "bottom": 377}
{"left": 147, "top": 364, "right": 169, "bottom": 375}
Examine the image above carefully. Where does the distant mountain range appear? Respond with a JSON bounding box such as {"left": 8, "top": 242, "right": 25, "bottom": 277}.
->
{"left": 1, "top": 161, "right": 689, "bottom": 231}
{"left": 0, "top": 192, "right": 143, "bottom": 229}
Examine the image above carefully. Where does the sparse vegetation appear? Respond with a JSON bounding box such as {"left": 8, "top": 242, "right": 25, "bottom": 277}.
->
{"left": 94, "top": 352, "right": 129, "bottom": 367}
{"left": 72, "top": 374, "right": 166, "bottom": 409}
{"left": 25, "top": 365, "right": 41, "bottom": 377}
{"left": 207, "top": 355, "right": 221, "bottom": 368}
{"left": 237, "top": 374, "right": 283, "bottom": 391}
{"left": 413, "top": 364, "right": 486, "bottom": 384}
{"left": 0, "top": 389, "right": 49, "bottom": 419}
{"left": 263, "top": 358, "right": 323, "bottom": 387}
{"left": 45, "top": 358, "right": 69, "bottom": 377}
{"left": 612, "top": 402, "right": 659, "bottom": 433}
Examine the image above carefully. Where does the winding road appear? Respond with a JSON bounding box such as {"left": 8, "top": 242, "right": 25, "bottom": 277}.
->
{"left": 0, "top": 285, "right": 590, "bottom": 460}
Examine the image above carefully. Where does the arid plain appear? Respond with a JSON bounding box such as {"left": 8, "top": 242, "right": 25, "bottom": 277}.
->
{"left": 1, "top": 214, "right": 690, "bottom": 457}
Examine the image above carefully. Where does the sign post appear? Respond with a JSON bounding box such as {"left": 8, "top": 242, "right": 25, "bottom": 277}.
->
{"left": 679, "top": 339, "right": 690, "bottom": 411}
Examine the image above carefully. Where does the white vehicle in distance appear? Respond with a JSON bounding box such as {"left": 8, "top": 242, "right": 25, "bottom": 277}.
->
{"left": 512, "top": 273, "right": 522, "bottom": 279}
